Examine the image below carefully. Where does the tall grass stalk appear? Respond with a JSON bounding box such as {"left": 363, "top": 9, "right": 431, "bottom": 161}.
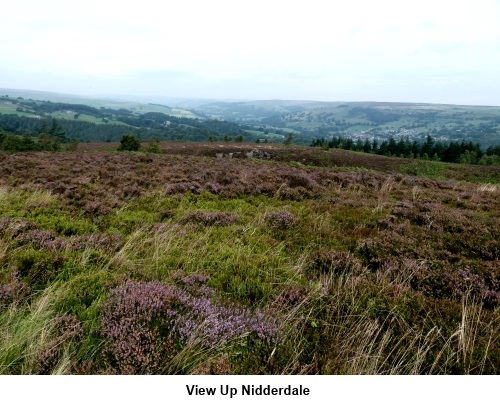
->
{"left": 279, "top": 269, "right": 498, "bottom": 374}
{"left": 0, "top": 286, "right": 59, "bottom": 374}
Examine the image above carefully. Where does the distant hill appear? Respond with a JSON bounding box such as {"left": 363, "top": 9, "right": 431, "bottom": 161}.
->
{"left": 194, "top": 100, "right": 500, "bottom": 147}
{"left": 0, "top": 89, "right": 247, "bottom": 142}
{"left": 1, "top": 89, "right": 500, "bottom": 147}
{"left": 0, "top": 88, "right": 200, "bottom": 118}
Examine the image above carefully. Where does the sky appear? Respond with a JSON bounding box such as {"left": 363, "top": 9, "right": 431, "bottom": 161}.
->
{"left": 1, "top": 0, "right": 499, "bottom": 105}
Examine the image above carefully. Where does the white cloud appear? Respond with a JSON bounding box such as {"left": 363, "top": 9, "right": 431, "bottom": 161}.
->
{"left": 1, "top": 0, "right": 499, "bottom": 104}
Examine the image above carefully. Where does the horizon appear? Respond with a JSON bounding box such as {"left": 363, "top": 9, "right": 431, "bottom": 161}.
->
{"left": 1, "top": 0, "right": 499, "bottom": 106}
{"left": 2, "top": 87, "right": 500, "bottom": 109}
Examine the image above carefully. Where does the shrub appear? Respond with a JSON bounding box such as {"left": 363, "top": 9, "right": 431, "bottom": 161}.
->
{"left": 165, "top": 182, "right": 203, "bottom": 195}
{"left": 83, "top": 200, "right": 114, "bottom": 218}
{"left": 15, "top": 248, "right": 65, "bottom": 289}
{"left": 0, "top": 273, "right": 28, "bottom": 308}
{"left": 264, "top": 210, "right": 296, "bottom": 230}
{"left": 64, "top": 139, "right": 79, "bottom": 152}
{"left": 308, "top": 250, "right": 363, "bottom": 279}
{"left": 284, "top": 172, "right": 316, "bottom": 190}
{"left": 100, "top": 280, "right": 279, "bottom": 374}
{"left": 159, "top": 209, "right": 176, "bottom": 221}
{"left": 274, "top": 286, "right": 308, "bottom": 307}
{"left": 117, "top": 134, "right": 140, "bottom": 152}
{"left": 0, "top": 217, "right": 37, "bottom": 238}
{"left": 410, "top": 265, "right": 500, "bottom": 309}
{"left": 17, "top": 229, "right": 68, "bottom": 252}
{"left": 35, "top": 314, "right": 83, "bottom": 374}
{"left": 145, "top": 140, "right": 161, "bottom": 154}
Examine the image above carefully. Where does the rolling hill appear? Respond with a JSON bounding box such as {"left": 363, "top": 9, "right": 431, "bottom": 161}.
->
{"left": 194, "top": 100, "right": 500, "bottom": 147}
{"left": 1, "top": 89, "right": 500, "bottom": 148}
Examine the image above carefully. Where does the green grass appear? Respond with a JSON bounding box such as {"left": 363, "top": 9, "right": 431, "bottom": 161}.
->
{"left": 0, "top": 188, "right": 57, "bottom": 215}
{"left": 245, "top": 130, "right": 285, "bottom": 140}
{"left": 49, "top": 112, "right": 126, "bottom": 126}
{"left": 0, "top": 188, "right": 96, "bottom": 235}
{"left": 0, "top": 147, "right": 498, "bottom": 374}
{"left": 398, "top": 160, "right": 500, "bottom": 184}
{"left": 398, "top": 160, "right": 447, "bottom": 179}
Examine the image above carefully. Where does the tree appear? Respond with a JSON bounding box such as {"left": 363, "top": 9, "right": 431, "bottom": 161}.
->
{"left": 118, "top": 134, "right": 141, "bottom": 151}
{"left": 284, "top": 133, "right": 294, "bottom": 146}
{"left": 422, "top": 135, "right": 435, "bottom": 156}
{"left": 39, "top": 120, "right": 49, "bottom": 135}
{"left": 363, "top": 139, "right": 372, "bottom": 153}
{"left": 378, "top": 140, "right": 389, "bottom": 155}
{"left": 38, "top": 134, "right": 60, "bottom": 151}
{"left": 355, "top": 139, "right": 363, "bottom": 151}
{"left": 388, "top": 137, "right": 397, "bottom": 155}
{"left": 145, "top": 139, "right": 160, "bottom": 153}
{"left": 49, "top": 118, "right": 67, "bottom": 142}
{"left": 442, "top": 141, "right": 461, "bottom": 162}
{"left": 1, "top": 134, "right": 22, "bottom": 152}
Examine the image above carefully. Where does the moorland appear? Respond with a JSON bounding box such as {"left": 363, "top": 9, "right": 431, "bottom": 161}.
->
{"left": 0, "top": 141, "right": 498, "bottom": 374}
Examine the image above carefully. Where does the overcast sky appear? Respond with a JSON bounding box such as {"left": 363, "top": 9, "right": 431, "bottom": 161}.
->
{"left": 1, "top": 0, "right": 499, "bottom": 105}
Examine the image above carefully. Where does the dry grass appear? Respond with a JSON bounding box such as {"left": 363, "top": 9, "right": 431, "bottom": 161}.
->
{"left": 278, "top": 268, "right": 499, "bottom": 375}
{"left": 477, "top": 183, "right": 497, "bottom": 193}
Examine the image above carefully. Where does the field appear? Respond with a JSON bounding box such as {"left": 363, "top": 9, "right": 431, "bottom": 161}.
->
{"left": 0, "top": 143, "right": 498, "bottom": 374}
{"left": 196, "top": 100, "right": 500, "bottom": 147}
{"left": 0, "top": 89, "right": 201, "bottom": 120}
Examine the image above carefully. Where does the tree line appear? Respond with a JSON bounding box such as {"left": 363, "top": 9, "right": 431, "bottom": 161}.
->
{"left": 0, "top": 118, "right": 76, "bottom": 152}
{"left": 311, "top": 135, "right": 500, "bottom": 165}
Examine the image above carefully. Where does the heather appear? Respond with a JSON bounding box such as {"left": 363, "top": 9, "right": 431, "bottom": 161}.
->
{"left": 0, "top": 142, "right": 498, "bottom": 374}
{"left": 100, "top": 279, "right": 278, "bottom": 374}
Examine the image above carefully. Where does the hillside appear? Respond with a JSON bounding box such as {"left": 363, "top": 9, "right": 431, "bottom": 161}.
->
{"left": 0, "top": 143, "right": 498, "bottom": 374}
{"left": 195, "top": 100, "right": 500, "bottom": 147}
{"left": 2, "top": 89, "right": 500, "bottom": 148}
{"left": 0, "top": 88, "right": 199, "bottom": 118}
{"left": 0, "top": 91, "right": 247, "bottom": 143}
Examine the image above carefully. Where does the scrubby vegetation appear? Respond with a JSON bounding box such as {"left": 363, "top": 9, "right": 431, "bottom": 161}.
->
{"left": 0, "top": 142, "right": 498, "bottom": 374}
